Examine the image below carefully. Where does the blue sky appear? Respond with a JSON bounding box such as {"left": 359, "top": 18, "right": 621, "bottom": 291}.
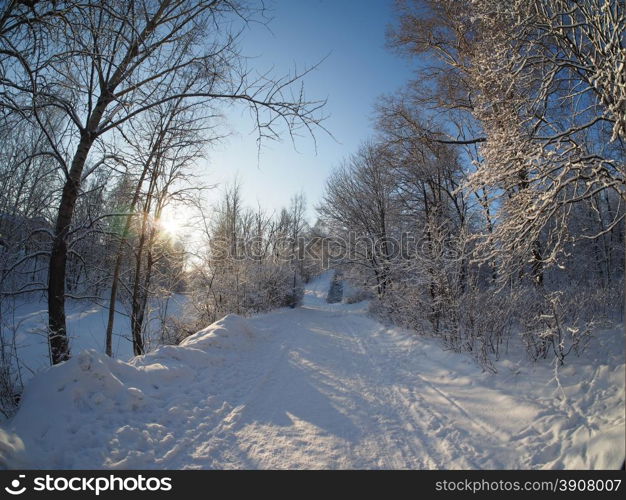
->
{"left": 200, "top": 0, "right": 414, "bottom": 220}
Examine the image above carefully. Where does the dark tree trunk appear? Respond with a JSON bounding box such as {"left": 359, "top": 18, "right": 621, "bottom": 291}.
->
{"left": 130, "top": 216, "right": 149, "bottom": 356}
{"left": 47, "top": 92, "right": 109, "bottom": 364}
{"left": 531, "top": 239, "right": 544, "bottom": 288}
{"left": 130, "top": 213, "right": 160, "bottom": 356}
{"left": 136, "top": 231, "right": 157, "bottom": 347}
{"left": 48, "top": 136, "right": 94, "bottom": 364}
{"left": 105, "top": 252, "right": 123, "bottom": 357}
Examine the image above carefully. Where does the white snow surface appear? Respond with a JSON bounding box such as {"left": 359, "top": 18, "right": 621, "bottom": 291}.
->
{"left": 2, "top": 293, "right": 188, "bottom": 377}
{"left": 1, "top": 271, "right": 624, "bottom": 469}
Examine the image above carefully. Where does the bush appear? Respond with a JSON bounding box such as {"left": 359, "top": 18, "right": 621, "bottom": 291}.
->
{"left": 368, "top": 275, "right": 622, "bottom": 372}
{"left": 517, "top": 290, "right": 594, "bottom": 365}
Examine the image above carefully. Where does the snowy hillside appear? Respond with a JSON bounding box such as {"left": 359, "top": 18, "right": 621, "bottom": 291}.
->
{"left": 0, "top": 272, "right": 623, "bottom": 469}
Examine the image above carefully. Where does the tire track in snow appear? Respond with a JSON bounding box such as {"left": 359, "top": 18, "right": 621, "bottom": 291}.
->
{"left": 350, "top": 320, "right": 500, "bottom": 468}
{"left": 341, "top": 316, "right": 448, "bottom": 468}
{"left": 365, "top": 326, "right": 542, "bottom": 469}
{"left": 329, "top": 315, "right": 410, "bottom": 469}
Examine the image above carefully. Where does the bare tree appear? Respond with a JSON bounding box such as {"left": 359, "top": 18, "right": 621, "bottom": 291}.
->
{"left": 1, "top": 0, "right": 325, "bottom": 364}
{"left": 103, "top": 96, "right": 208, "bottom": 356}
{"left": 127, "top": 104, "right": 205, "bottom": 355}
{"left": 319, "top": 142, "right": 399, "bottom": 297}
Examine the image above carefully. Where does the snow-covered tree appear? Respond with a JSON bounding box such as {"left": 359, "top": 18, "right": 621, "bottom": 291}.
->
{"left": 465, "top": 0, "right": 625, "bottom": 282}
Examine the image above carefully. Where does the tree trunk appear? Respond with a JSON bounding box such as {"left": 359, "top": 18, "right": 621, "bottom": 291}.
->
{"left": 47, "top": 85, "right": 111, "bottom": 365}
{"left": 131, "top": 209, "right": 160, "bottom": 356}
{"left": 531, "top": 239, "right": 544, "bottom": 288}
{"left": 104, "top": 149, "right": 159, "bottom": 356}
{"left": 104, "top": 249, "right": 123, "bottom": 357}
{"left": 136, "top": 229, "right": 158, "bottom": 345}
{"left": 48, "top": 136, "right": 93, "bottom": 364}
{"left": 130, "top": 212, "right": 150, "bottom": 356}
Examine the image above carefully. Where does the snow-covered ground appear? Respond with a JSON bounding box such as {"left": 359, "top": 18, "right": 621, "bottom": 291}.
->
{"left": 1, "top": 294, "right": 188, "bottom": 378}
{"left": 0, "top": 271, "right": 624, "bottom": 469}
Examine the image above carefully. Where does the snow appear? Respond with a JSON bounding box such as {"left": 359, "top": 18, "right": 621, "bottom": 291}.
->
{"left": 2, "top": 293, "right": 189, "bottom": 379}
{"left": 0, "top": 272, "right": 623, "bottom": 469}
{"left": 302, "top": 270, "right": 335, "bottom": 307}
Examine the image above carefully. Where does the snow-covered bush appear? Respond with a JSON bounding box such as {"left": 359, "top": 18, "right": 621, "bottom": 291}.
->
{"left": 518, "top": 290, "right": 595, "bottom": 365}
{"left": 455, "top": 288, "right": 514, "bottom": 372}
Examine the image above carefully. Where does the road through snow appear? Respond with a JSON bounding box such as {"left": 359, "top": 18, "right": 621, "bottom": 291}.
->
{"left": 2, "top": 272, "right": 624, "bottom": 469}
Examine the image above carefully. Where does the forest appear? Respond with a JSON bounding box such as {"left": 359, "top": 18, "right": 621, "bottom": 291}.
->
{"left": 319, "top": 0, "right": 625, "bottom": 372}
{"left": 0, "top": 0, "right": 624, "bottom": 427}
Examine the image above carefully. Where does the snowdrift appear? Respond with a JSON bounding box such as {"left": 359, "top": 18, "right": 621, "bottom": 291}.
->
{"left": 179, "top": 314, "right": 257, "bottom": 351}
{"left": 0, "top": 314, "right": 257, "bottom": 469}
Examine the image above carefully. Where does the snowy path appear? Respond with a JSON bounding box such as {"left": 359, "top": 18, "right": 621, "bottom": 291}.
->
{"left": 1, "top": 272, "right": 624, "bottom": 469}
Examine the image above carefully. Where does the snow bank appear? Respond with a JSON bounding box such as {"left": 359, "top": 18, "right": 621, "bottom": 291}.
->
{"left": 0, "top": 314, "right": 257, "bottom": 469}
{"left": 179, "top": 314, "right": 257, "bottom": 351}
{"left": 0, "top": 429, "right": 26, "bottom": 469}
{"left": 3, "top": 295, "right": 190, "bottom": 386}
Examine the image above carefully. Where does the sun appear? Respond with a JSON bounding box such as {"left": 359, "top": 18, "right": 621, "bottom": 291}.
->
{"left": 157, "top": 207, "right": 188, "bottom": 238}
{"left": 157, "top": 216, "right": 182, "bottom": 237}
